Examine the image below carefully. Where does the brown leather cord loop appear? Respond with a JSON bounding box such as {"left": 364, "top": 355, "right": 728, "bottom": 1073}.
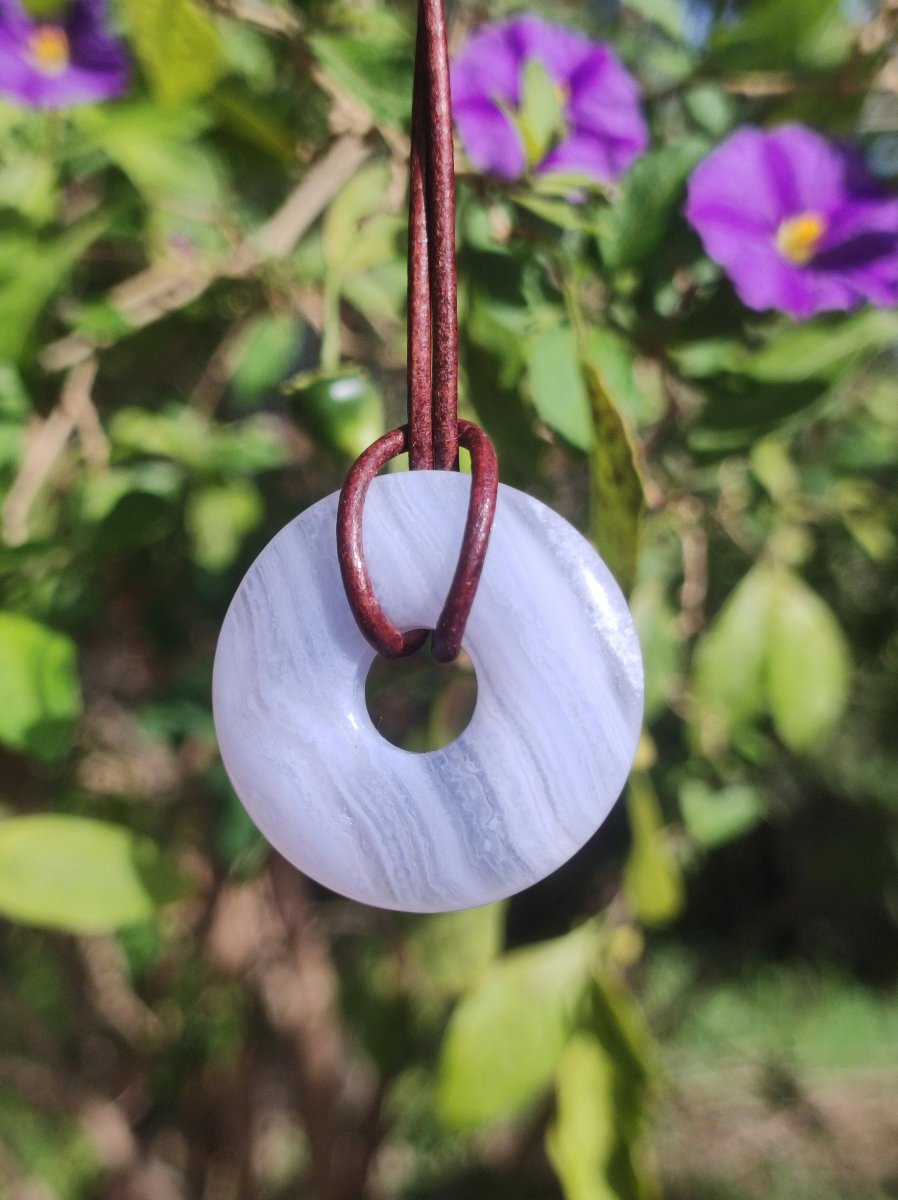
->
{"left": 337, "top": 421, "right": 499, "bottom": 662}
{"left": 407, "top": 19, "right": 433, "bottom": 472}
{"left": 336, "top": 0, "right": 498, "bottom": 662}
{"left": 417, "top": 0, "right": 459, "bottom": 472}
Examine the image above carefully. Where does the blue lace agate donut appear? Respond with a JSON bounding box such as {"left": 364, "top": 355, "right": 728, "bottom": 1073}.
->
{"left": 213, "top": 471, "right": 643, "bottom": 912}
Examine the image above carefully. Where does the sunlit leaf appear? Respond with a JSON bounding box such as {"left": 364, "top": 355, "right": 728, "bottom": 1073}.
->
{"left": 408, "top": 903, "right": 505, "bottom": 997}
{"left": 691, "top": 565, "right": 777, "bottom": 756}
{"left": 230, "top": 314, "right": 303, "bottom": 405}
{"left": 630, "top": 580, "right": 682, "bottom": 722}
{"left": 186, "top": 482, "right": 264, "bottom": 572}
{"left": 624, "top": 774, "right": 684, "bottom": 927}
{"left": 0, "top": 613, "right": 81, "bottom": 762}
{"left": 547, "top": 978, "right": 658, "bottom": 1200}
{"left": 122, "top": 0, "right": 224, "bottom": 105}
{"left": 0, "top": 224, "right": 102, "bottom": 361}
{"left": 767, "top": 568, "right": 851, "bottom": 752}
{"left": 528, "top": 324, "right": 593, "bottom": 451}
{"left": 0, "top": 815, "right": 185, "bottom": 934}
{"left": 679, "top": 779, "right": 766, "bottom": 848}
{"left": 519, "top": 60, "right": 566, "bottom": 167}
{"left": 586, "top": 363, "right": 644, "bottom": 595}
{"left": 437, "top": 922, "right": 600, "bottom": 1128}
{"left": 310, "top": 13, "right": 412, "bottom": 127}
{"left": 709, "top": 0, "right": 850, "bottom": 72}
{"left": 323, "top": 161, "right": 401, "bottom": 280}
{"left": 547, "top": 1033, "right": 619, "bottom": 1200}
{"left": 598, "top": 140, "right": 708, "bottom": 271}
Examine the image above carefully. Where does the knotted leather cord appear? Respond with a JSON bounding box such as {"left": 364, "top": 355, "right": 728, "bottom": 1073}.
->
{"left": 336, "top": 0, "right": 499, "bottom": 664}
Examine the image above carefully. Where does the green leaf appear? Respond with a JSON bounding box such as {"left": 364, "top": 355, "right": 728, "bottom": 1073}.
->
{"left": 0, "top": 153, "right": 57, "bottom": 224}
{"left": 709, "top": 0, "right": 850, "bottom": 72}
{"left": 547, "top": 979, "right": 657, "bottom": 1200}
{"left": 186, "top": 482, "right": 264, "bottom": 572}
{"left": 547, "top": 1033, "right": 620, "bottom": 1200}
{"left": 0, "top": 613, "right": 81, "bottom": 762}
{"left": 692, "top": 565, "right": 851, "bottom": 755}
{"left": 310, "top": 14, "right": 413, "bottom": 127}
{"left": 586, "top": 328, "right": 661, "bottom": 428}
{"left": 212, "top": 91, "right": 296, "bottom": 163}
{"left": 679, "top": 779, "right": 766, "bottom": 848}
{"left": 586, "top": 362, "right": 644, "bottom": 595}
{"left": 0, "top": 362, "right": 30, "bottom": 419}
{"left": 598, "top": 140, "right": 708, "bottom": 271}
{"left": 528, "top": 325, "right": 593, "bottom": 452}
{"left": 767, "top": 568, "right": 851, "bottom": 752}
{"left": 630, "top": 580, "right": 682, "bottom": 722}
{"left": 285, "top": 369, "right": 384, "bottom": 460}
{"left": 437, "top": 922, "right": 600, "bottom": 1129}
{"left": 684, "top": 310, "right": 898, "bottom": 385}
{"left": 323, "top": 161, "right": 401, "bottom": 280}
{"left": 122, "top": 0, "right": 224, "bottom": 105}
{"left": 408, "top": 904, "right": 505, "bottom": 997}
{"left": 684, "top": 84, "right": 738, "bottom": 138}
{"left": 0, "top": 224, "right": 102, "bottom": 361}
{"left": 0, "top": 815, "right": 184, "bottom": 934}
{"left": 744, "top": 309, "right": 898, "bottom": 383}
{"left": 230, "top": 314, "right": 303, "bottom": 405}
{"left": 688, "top": 374, "right": 826, "bottom": 457}
{"left": 625, "top": 0, "right": 683, "bottom": 38}
{"left": 691, "top": 564, "right": 777, "bottom": 756}
{"left": 624, "top": 774, "right": 684, "bottom": 928}
{"left": 518, "top": 60, "right": 566, "bottom": 167}
{"left": 76, "top": 103, "right": 222, "bottom": 206}
{"left": 81, "top": 463, "right": 181, "bottom": 553}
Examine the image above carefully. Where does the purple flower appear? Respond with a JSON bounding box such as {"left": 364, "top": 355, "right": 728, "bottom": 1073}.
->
{"left": 451, "top": 15, "right": 648, "bottom": 185}
{"left": 685, "top": 124, "right": 898, "bottom": 320}
{"left": 0, "top": 0, "right": 129, "bottom": 109}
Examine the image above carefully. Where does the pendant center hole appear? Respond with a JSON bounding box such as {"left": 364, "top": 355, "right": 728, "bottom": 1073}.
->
{"left": 365, "top": 635, "right": 477, "bottom": 752}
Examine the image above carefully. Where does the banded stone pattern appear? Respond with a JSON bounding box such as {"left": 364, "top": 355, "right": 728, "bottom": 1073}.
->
{"left": 213, "top": 471, "right": 643, "bottom": 912}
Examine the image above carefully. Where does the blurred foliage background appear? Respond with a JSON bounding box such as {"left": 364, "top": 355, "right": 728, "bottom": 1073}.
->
{"left": 1, "top": 0, "right": 898, "bottom": 1198}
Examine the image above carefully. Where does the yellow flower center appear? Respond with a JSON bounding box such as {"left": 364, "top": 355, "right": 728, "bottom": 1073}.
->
{"left": 28, "top": 25, "right": 70, "bottom": 77}
{"left": 775, "top": 212, "right": 827, "bottom": 266}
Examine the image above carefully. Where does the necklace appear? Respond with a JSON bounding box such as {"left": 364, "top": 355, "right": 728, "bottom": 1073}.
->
{"left": 212, "top": 0, "right": 644, "bottom": 912}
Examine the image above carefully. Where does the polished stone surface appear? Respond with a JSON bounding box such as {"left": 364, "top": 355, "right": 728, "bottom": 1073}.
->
{"left": 213, "top": 472, "right": 643, "bottom": 912}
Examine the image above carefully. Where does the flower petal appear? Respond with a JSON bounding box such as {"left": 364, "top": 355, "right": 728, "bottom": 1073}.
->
{"left": 566, "top": 46, "right": 646, "bottom": 142}
{"left": 66, "top": 0, "right": 129, "bottom": 91}
{"left": 760, "top": 124, "right": 847, "bottom": 217}
{"left": 504, "top": 15, "right": 595, "bottom": 84}
{"left": 686, "top": 128, "right": 794, "bottom": 233}
{"left": 537, "top": 127, "right": 642, "bottom": 184}
{"left": 454, "top": 97, "right": 526, "bottom": 179}
{"left": 451, "top": 20, "right": 526, "bottom": 108}
{"left": 0, "top": 0, "right": 30, "bottom": 42}
{"left": 728, "top": 245, "right": 860, "bottom": 319}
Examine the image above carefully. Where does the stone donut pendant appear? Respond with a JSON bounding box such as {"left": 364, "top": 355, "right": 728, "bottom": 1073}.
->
{"left": 213, "top": 471, "right": 644, "bottom": 912}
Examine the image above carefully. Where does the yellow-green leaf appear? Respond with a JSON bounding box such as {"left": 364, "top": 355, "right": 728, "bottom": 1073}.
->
{"left": 767, "top": 568, "right": 851, "bottom": 752}
{"left": 123, "top": 0, "right": 224, "bottom": 105}
{"left": 547, "top": 1033, "right": 619, "bottom": 1200}
{"left": 437, "top": 922, "right": 600, "bottom": 1128}
{"left": 186, "top": 482, "right": 263, "bottom": 572}
{"left": 547, "top": 979, "right": 658, "bottom": 1200}
{"left": 0, "top": 815, "right": 185, "bottom": 934}
{"left": 407, "top": 903, "right": 505, "bottom": 997}
{"left": 679, "top": 779, "right": 765, "bottom": 848}
{"left": 586, "top": 363, "right": 644, "bottom": 595}
{"left": 528, "top": 325, "right": 593, "bottom": 452}
{"left": 691, "top": 564, "right": 777, "bottom": 756}
{"left": 624, "top": 774, "right": 684, "bottom": 928}
{"left": 0, "top": 613, "right": 81, "bottom": 762}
